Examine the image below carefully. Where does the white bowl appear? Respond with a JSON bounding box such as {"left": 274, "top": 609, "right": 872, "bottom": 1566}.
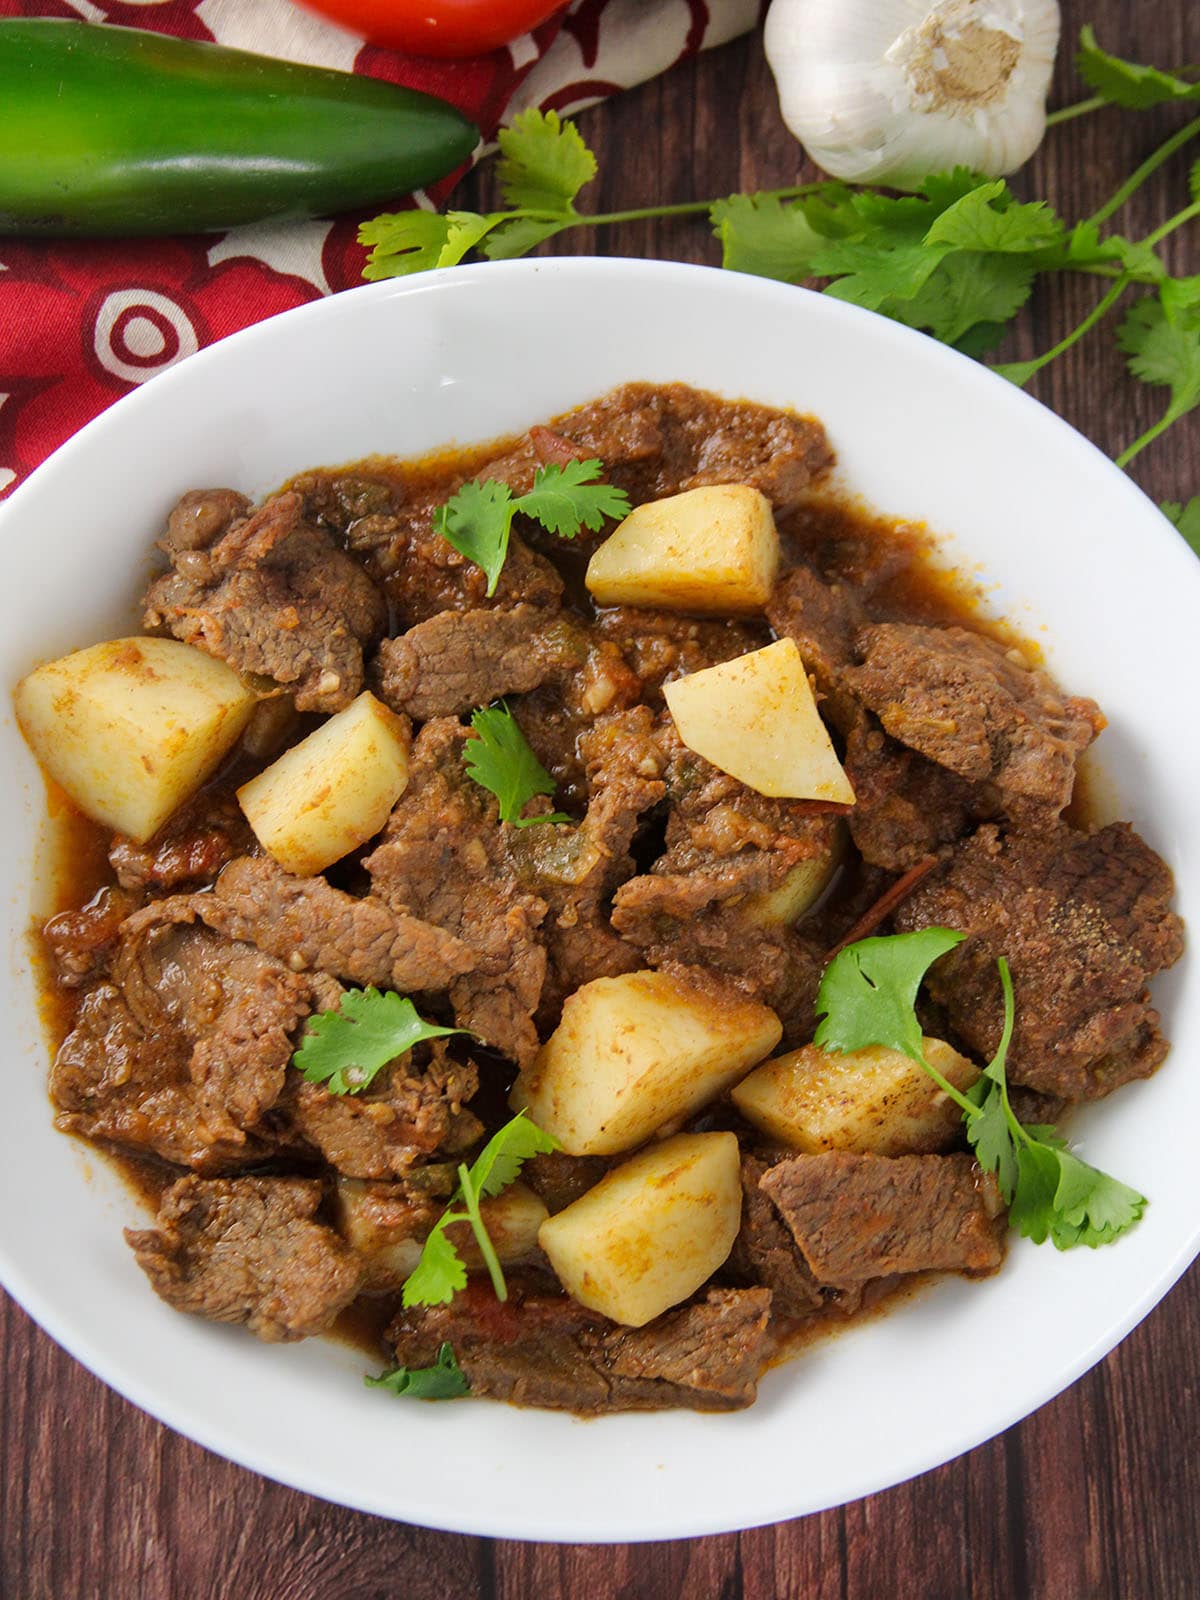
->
{"left": 1, "top": 259, "right": 1196, "bottom": 1542}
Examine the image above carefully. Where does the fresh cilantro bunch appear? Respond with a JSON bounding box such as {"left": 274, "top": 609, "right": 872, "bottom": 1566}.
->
{"left": 434, "top": 457, "right": 630, "bottom": 596}
{"left": 403, "top": 1110, "right": 559, "bottom": 1307}
{"left": 360, "top": 29, "right": 1200, "bottom": 492}
{"left": 365, "top": 1343, "right": 469, "bottom": 1401}
{"left": 463, "top": 703, "right": 569, "bottom": 827}
{"left": 815, "top": 929, "right": 1147, "bottom": 1249}
{"left": 293, "top": 987, "right": 464, "bottom": 1096}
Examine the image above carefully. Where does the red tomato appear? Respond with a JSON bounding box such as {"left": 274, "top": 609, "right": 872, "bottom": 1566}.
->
{"left": 294, "top": 0, "right": 569, "bottom": 57}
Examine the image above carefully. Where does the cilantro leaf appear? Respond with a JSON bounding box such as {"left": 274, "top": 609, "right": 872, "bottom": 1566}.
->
{"left": 517, "top": 459, "right": 631, "bottom": 536}
{"left": 1117, "top": 282, "right": 1200, "bottom": 437}
{"left": 891, "top": 252, "right": 1036, "bottom": 348}
{"left": 924, "top": 184, "right": 1064, "bottom": 254}
{"left": 463, "top": 704, "right": 570, "bottom": 827}
{"left": 1046, "top": 1148, "right": 1148, "bottom": 1247}
{"left": 365, "top": 1343, "right": 469, "bottom": 1400}
{"left": 916, "top": 167, "right": 995, "bottom": 212}
{"left": 401, "top": 1225, "right": 469, "bottom": 1309}
{"left": 1077, "top": 26, "right": 1200, "bottom": 110}
{"left": 814, "top": 928, "right": 965, "bottom": 1064}
{"left": 402, "top": 1111, "right": 560, "bottom": 1308}
{"left": 433, "top": 459, "right": 629, "bottom": 597}
{"left": 814, "top": 234, "right": 951, "bottom": 311}
{"left": 1161, "top": 497, "right": 1200, "bottom": 554}
{"left": 709, "top": 193, "right": 825, "bottom": 282}
{"left": 469, "top": 1110, "right": 559, "bottom": 1199}
{"left": 293, "top": 987, "right": 464, "bottom": 1096}
{"left": 482, "top": 215, "right": 569, "bottom": 260}
{"left": 359, "top": 209, "right": 457, "bottom": 279}
{"left": 433, "top": 477, "right": 515, "bottom": 595}
{"left": 965, "top": 1073, "right": 1020, "bottom": 1198}
{"left": 1008, "top": 1140, "right": 1064, "bottom": 1244}
{"left": 358, "top": 208, "right": 502, "bottom": 281}
{"left": 496, "top": 109, "right": 597, "bottom": 214}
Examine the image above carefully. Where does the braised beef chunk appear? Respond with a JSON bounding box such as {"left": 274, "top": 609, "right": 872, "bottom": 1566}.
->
{"left": 510, "top": 706, "right": 667, "bottom": 1016}
{"left": 552, "top": 383, "right": 833, "bottom": 511}
{"left": 510, "top": 631, "right": 644, "bottom": 806}
{"left": 766, "top": 563, "right": 866, "bottom": 733}
{"left": 282, "top": 1041, "right": 482, "bottom": 1180}
{"left": 594, "top": 608, "right": 769, "bottom": 701}
{"left": 843, "top": 713, "right": 984, "bottom": 871}
{"left": 372, "top": 606, "right": 584, "bottom": 720}
{"left": 728, "top": 1156, "right": 824, "bottom": 1319}
{"left": 126, "top": 1176, "right": 361, "bottom": 1341}
{"left": 761, "top": 1152, "right": 1006, "bottom": 1285}
{"left": 388, "top": 1279, "right": 773, "bottom": 1413}
{"left": 895, "top": 822, "right": 1184, "bottom": 1100}
{"left": 365, "top": 718, "right": 548, "bottom": 1063}
{"left": 848, "top": 625, "right": 1104, "bottom": 825}
{"left": 108, "top": 787, "right": 256, "bottom": 893}
{"left": 341, "top": 491, "right": 563, "bottom": 628}
{"left": 161, "top": 854, "right": 476, "bottom": 993}
{"left": 144, "top": 489, "right": 387, "bottom": 712}
{"left": 522, "top": 1151, "right": 613, "bottom": 1215}
{"left": 50, "top": 909, "right": 327, "bottom": 1170}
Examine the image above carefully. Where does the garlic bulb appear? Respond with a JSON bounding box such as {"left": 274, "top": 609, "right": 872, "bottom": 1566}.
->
{"left": 764, "top": 0, "right": 1060, "bottom": 189}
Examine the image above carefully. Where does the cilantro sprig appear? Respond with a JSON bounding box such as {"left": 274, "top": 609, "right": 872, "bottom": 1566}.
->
{"left": 463, "top": 703, "right": 569, "bottom": 827}
{"left": 815, "top": 931, "right": 1147, "bottom": 1250}
{"left": 402, "top": 1111, "right": 559, "bottom": 1307}
{"left": 361, "top": 30, "right": 1200, "bottom": 488}
{"left": 434, "top": 457, "right": 629, "bottom": 596}
{"left": 359, "top": 109, "right": 598, "bottom": 276}
{"left": 365, "top": 1343, "right": 469, "bottom": 1401}
{"left": 293, "top": 987, "right": 464, "bottom": 1096}
{"left": 1116, "top": 274, "right": 1200, "bottom": 466}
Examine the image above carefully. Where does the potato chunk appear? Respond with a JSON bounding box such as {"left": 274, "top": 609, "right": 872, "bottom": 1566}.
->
{"left": 732, "top": 1038, "right": 980, "bottom": 1157}
{"left": 335, "top": 1179, "right": 548, "bottom": 1292}
{"left": 664, "top": 638, "right": 855, "bottom": 804}
{"left": 585, "top": 485, "right": 779, "bottom": 613}
{"left": 745, "top": 823, "right": 846, "bottom": 927}
{"left": 511, "top": 969, "right": 781, "bottom": 1155}
{"left": 538, "top": 1132, "right": 742, "bottom": 1327}
{"left": 15, "top": 636, "right": 254, "bottom": 842}
{"left": 238, "top": 690, "right": 409, "bottom": 876}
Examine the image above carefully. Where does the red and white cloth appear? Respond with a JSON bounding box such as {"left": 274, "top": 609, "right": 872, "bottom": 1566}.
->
{"left": 0, "top": 0, "right": 761, "bottom": 497}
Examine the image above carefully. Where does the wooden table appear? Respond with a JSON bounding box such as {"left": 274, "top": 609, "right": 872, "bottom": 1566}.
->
{"left": 3, "top": 3, "right": 1197, "bottom": 1595}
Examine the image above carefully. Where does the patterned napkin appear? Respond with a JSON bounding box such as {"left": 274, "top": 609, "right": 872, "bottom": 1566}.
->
{"left": 0, "top": 0, "right": 760, "bottom": 495}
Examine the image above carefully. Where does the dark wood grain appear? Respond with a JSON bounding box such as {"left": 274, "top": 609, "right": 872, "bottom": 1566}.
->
{"left": 4, "top": 3, "right": 1198, "bottom": 1595}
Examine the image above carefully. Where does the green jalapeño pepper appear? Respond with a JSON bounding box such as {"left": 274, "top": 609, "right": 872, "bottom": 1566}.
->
{"left": 0, "top": 20, "right": 480, "bottom": 237}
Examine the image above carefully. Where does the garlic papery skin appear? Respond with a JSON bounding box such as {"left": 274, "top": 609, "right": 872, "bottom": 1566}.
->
{"left": 764, "top": 0, "right": 1060, "bottom": 189}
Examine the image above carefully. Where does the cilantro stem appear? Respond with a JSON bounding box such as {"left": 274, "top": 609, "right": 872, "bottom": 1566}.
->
{"left": 1115, "top": 409, "right": 1184, "bottom": 468}
{"left": 997, "top": 274, "right": 1132, "bottom": 387}
{"left": 1087, "top": 114, "right": 1200, "bottom": 226}
{"left": 990, "top": 958, "right": 1031, "bottom": 1149}
{"left": 912, "top": 1047, "right": 979, "bottom": 1120}
{"left": 457, "top": 1162, "right": 508, "bottom": 1303}
{"left": 1044, "top": 94, "right": 1107, "bottom": 128}
{"left": 1140, "top": 196, "right": 1200, "bottom": 249}
{"left": 517, "top": 183, "right": 831, "bottom": 236}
